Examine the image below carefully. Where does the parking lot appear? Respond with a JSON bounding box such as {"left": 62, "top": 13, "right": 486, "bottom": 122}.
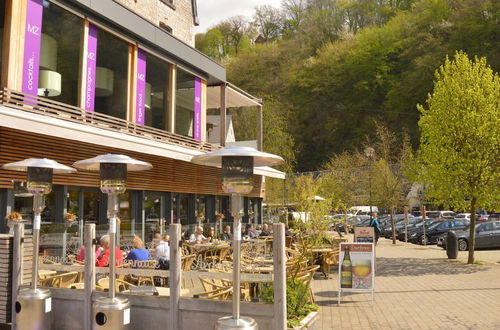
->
{"left": 312, "top": 236, "right": 500, "bottom": 329}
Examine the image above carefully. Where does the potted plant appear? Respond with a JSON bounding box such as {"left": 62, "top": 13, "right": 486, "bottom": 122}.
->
{"left": 257, "top": 277, "right": 319, "bottom": 329}
{"left": 6, "top": 211, "right": 23, "bottom": 234}
{"left": 64, "top": 212, "right": 77, "bottom": 228}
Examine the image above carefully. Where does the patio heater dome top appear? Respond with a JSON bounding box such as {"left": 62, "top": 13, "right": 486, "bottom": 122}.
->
{"left": 191, "top": 146, "right": 284, "bottom": 168}
{"left": 72, "top": 154, "right": 152, "bottom": 171}
{"left": 2, "top": 158, "right": 76, "bottom": 173}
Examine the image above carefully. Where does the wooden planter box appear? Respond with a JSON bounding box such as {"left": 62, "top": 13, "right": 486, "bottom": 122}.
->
{"left": 288, "top": 311, "right": 319, "bottom": 330}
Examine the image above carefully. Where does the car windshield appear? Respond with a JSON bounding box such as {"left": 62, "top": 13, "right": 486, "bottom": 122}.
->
{"left": 455, "top": 214, "right": 467, "bottom": 218}
{"left": 427, "top": 212, "right": 441, "bottom": 217}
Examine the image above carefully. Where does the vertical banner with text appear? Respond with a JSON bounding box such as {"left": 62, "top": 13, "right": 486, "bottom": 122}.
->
{"left": 136, "top": 49, "right": 147, "bottom": 125}
{"left": 85, "top": 24, "right": 98, "bottom": 112}
{"left": 193, "top": 77, "right": 202, "bottom": 140}
{"left": 22, "top": 0, "right": 44, "bottom": 97}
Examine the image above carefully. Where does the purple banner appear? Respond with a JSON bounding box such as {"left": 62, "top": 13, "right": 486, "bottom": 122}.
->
{"left": 136, "top": 49, "right": 147, "bottom": 125}
{"left": 194, "top": 78, "right": 202, "bottom": 140}
{"left": 22, "top": 0, "right": 44, "bottom": 96}
{"left": 85, "top": 24, "right": 98, "bottom": 111}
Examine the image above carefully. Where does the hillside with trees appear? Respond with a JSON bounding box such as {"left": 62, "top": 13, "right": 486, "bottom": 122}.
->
{"left": 196, "top": 0, "right": 499, "bottom": 171}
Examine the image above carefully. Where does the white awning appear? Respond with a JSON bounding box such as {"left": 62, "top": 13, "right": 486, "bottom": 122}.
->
{"left": 206, "top": 84, "right": 261, "bottom": 109}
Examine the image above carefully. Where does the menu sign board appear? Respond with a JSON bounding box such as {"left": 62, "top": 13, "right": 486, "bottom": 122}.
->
{"left": 339, "top": 243, "right": 374, "bottom": 291}
{"left": 354, "top": 227, "right": 375, "bottom": 243}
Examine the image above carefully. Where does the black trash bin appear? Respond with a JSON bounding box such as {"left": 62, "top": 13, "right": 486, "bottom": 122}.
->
{"left": 446, "top": 231, "right": 458, "bottom": 259}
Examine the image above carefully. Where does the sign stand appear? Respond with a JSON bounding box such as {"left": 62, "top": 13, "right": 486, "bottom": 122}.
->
{"left": 338, "top": 242, "right": 375, "bottom": 306}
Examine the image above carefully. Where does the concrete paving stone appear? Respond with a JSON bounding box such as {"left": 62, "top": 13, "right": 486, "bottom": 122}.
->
{"left": 311, "top": 236, "right": 500, "bottom": 330}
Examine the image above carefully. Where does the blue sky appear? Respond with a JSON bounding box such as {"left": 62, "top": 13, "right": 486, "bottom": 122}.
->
{"left": 196, "top": 0, "right": 283, "bottom": 33}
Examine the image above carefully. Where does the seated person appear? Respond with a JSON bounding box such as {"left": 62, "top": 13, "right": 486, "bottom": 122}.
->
{"left": 189, "top": 226, "right": 208, "bottom": 244}
{"left": 95, "top": 235, "right": 124, "bottom": 267}
{"left": 76, "top": 244, "right": 102, "bottom": 262}
{"left": 207, "top": 227, "right": 216, "bottom": 242}
{"left": 125, "top": 235, "right": 150, "bottom": 265}
{"left": 155, "top": 235, "right": 170, "bottom": 270}
{"left": 222, "top": 225, "right": 233, "bottom": 242}
{"left": 244, "top": 224, "right": 257, "bottom": 239}
{"left": 260, "top": 223, "right": 271, "bottom": 237}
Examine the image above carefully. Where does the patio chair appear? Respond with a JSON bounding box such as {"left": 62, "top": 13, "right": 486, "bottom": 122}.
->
{"left": 295, "top": 264, "right": 320, "bottom": 303}
{"left": 195, "top": 278, "right": 233, "bottom": 300}
{"left": 97, "top": 277, "right": 136, "bottom": 292}
{"left": 127, "top": 260, "right": 157, "bottom": 286}
{"left": 181, "top": 254, "right": 196, "bottom": 271}
{"left": 40, "top": 272, "right": 79, "bottom": 288}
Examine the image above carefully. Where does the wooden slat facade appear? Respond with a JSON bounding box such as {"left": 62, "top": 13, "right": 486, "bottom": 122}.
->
{"left": 0, "top": 127, "right": 263, "bottom": 197}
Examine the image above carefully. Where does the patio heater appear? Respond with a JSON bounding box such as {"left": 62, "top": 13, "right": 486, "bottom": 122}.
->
{"left": 191, "top": 146, "right": 283, "bottom": 330}
{"left": 73, "top": 154, "right": 152, "bottom": 330}
{"left": 2, "top": 158, "right": 76, "bottom": 330}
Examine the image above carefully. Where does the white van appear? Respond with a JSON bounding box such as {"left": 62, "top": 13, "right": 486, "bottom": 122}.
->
{"left": 349, "top": 206, "right": 379, "bottom": 216}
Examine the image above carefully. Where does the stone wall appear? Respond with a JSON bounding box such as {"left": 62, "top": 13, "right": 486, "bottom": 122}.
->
{"left": 114, "top": 0, "right": 195, "bottom": 46}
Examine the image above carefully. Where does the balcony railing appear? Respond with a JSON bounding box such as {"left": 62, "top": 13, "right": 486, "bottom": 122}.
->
{"left": 0, "top": 88, "right": 216, "bottom": 152}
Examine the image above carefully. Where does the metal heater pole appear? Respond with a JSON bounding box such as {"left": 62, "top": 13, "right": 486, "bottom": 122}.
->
{"left": 231, "top": 194, "right": 243, "bottom": 320}
{"left": 32, "top": 194, "right": 45, "bottom": 290}
{"left": 108, "top": 194, "right": 119, "bottom": 299}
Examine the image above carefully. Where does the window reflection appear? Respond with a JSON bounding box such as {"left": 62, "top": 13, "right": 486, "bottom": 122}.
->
{"left": 175, "top": 68, "right": 195, "bottom": 137}
{"left": 94, "top": 29, "right": 129, "bottom": 119}
{"left": 144, "top": 191, "right": 163, "bottom": 242}
{"left": 38, "top": 2, "right": 83, "bottom": 105}
{"left": 144, "top": 54, "right": 170, "bottom": 130}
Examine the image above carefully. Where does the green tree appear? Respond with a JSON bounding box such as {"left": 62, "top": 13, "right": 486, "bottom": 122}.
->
{"left": 195, "top": 28, "right": 225, "bottom": 61}
{"left": 415, "top": 52, "right": 500, "bottom": 264}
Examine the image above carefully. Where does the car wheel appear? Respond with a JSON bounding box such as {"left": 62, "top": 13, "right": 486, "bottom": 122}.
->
{"left": 458, "top": 239, "right": 468, "bottom": 251}
{"left": 419, "top": 235, "right": 429, "bottom": 245}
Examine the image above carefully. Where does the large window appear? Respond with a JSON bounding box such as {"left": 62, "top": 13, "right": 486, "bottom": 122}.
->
{"left": 144, "top": 53, "right": 170, "bottom": 130}
{"left": 144, "top": 191, "right": 163, "bottom": 241}
{"left": 38, "top": 2, "right": 83, "bottom": 106}
{"left": 94, "top": 29, "right": 129, "bottom": 119}
{"left": 175, "top": 68, "right": 195, "bottom": 136}
{"left": 67, "top": 187, "right": 102, "bottom": 223}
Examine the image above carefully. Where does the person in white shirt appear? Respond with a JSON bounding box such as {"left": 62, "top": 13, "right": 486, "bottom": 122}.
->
{"left": 189, "top": 226, "right": 207, "bottom": 244}
{"left": 155, "top": 235, "right": 170, "bottom": 269}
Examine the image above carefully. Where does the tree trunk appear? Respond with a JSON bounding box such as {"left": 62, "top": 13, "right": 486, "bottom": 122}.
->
{"left": 467, "top": 198, "right": 477, "bottom": 264}
{"left": 391, "top": 208, "right": 396, "bottom": 244}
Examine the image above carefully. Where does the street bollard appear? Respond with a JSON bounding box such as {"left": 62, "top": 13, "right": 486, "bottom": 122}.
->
{"left": 446, "top": 231, "right": 458, "bottom": 259}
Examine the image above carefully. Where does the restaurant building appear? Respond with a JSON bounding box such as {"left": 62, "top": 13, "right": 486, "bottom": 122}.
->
{"left": 0, "top": 0, "right": 284, "bottom": 242}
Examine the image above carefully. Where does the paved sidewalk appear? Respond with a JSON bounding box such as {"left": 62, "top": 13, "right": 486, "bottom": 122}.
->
{"left": 312, "top": 238, "right": 500, "bottom": 330}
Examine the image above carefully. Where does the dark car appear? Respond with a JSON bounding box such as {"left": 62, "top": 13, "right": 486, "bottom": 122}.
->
{"left": 387, "top": 217, "right": 421, "bottom": 238}
{"left": 488, "top": 213, "right": 500, "bottom": 221}
{"left": 408, "top": 220, "right": 469, "bottom": 245}
{"left": 346, "top": 215, "right": 371, "bottom": 232}
{"left": 397, "top": 219, "right": 438, "bottom": 241}
{"left": 438, "top": 221, "right": 500, "bottom": 251}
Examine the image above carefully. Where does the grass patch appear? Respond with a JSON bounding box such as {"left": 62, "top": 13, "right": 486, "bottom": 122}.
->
{"left": 473, "top": 260, "right": 484, "bottom": 265}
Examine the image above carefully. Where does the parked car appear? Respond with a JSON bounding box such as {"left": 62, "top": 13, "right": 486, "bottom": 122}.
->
{"left": 438, "top": 221, "right": 500, "bottom": 251}
{"left": 397, "top": 219, "right": 437, "bottom": 241}
{"left": 408, "top": 220, "right": 469, "bottom": 245}
{"left": 346, "top": 215, "right": 371, "bottom": 232}
{"left": 426, "top": 211, "right": 456, "bottom": 220}
{"left": 487, "top": 213, "right": 500, "bottom": 221}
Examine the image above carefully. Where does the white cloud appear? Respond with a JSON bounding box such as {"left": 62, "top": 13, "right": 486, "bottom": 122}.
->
{"left": 196, "top": 0, "right": 283, "bottom": 33}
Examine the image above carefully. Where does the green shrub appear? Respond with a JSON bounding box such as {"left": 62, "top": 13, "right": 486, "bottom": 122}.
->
{"left": 258, "top": 278, "right": 319, "bottom": 328}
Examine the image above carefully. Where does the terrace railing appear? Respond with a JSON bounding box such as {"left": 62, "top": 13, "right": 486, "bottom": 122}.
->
{"left": 0, "top": 88, "right": 216, "bottom": 152}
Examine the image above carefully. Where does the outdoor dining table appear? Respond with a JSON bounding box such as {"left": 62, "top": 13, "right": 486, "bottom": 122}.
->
{"left": 310, "top": 247, "right": 336, "bottom": 278}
